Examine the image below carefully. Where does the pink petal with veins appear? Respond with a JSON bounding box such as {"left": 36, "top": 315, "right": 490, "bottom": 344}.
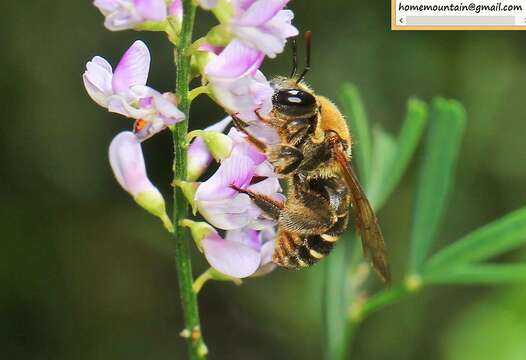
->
{"left": 206, "top": 39, "right": 264, "bottom": 79}
{"left": 112, "top": 40, "right": 150, "bottom": 93}
{"left": 235, "top": 0, "right": 289, "bottom": 27}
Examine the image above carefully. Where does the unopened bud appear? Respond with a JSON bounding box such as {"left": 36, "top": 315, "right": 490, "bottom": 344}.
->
{"left": 109, "top": 131, "right": 173, "bottom": 232}
{"left": 186, "top": 117, "right": 232, "bottom": 181}
{"left": 187, "top": 130, "right": 232, "bottom": 161}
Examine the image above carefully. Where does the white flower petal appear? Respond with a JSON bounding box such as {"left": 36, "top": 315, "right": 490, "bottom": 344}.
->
{"left": 83, "top": 56, "right": 114, "bottom": 107}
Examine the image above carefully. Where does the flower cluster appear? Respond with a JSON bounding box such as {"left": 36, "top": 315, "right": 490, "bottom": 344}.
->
{"left": 84, "top": 0, "right": 298, "bottom": 282}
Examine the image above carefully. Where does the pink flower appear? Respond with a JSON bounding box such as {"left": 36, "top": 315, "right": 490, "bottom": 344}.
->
{"left": 229, "top": 0, "right": 298, "bottom": 58}
{"left": 83, "top": 41, "right": 184, "bottom": 140}
{"left": 205, "top": 39, "right": 273, "bottom": 121}
{"left": 201, "top": 226, "right": 276, "bottom": 278}
{"left": 109, "top": 131, "right": 157, "bottom": 196}
{"left": 94, "top": 0, "right": 168, "bottom": 31}
{"left": 195, "top": 128, "right": 283, "bottom": 230}
{"left": 109, "top": 131, "right": 173, "bottom": 230}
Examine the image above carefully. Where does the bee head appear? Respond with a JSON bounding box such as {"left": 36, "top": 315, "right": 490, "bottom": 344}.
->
{"left": 270, "top": 31, "right": 317, "bottom": 118}
{"left": 272, "top": 87, "right": 317, "bottom": 117}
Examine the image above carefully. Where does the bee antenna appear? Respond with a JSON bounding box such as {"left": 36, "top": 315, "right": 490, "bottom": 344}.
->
{"left": 296, "top": 31, "right": 312, "bottom": 84}
{"left": 290, "top": 37, "right": 298, "bottom": 78}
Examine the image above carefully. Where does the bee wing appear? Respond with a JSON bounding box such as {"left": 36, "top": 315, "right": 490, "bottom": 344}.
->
{"left": 334, "top": 150, "right": 391, "bottom": 284}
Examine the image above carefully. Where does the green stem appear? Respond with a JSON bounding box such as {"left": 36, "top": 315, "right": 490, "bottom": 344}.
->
{"left": 172, "top": 1, "right": 207, "bottom": 359}
{"left": 354, "top": 286, "right": 408, "bottom": 322}
{"left": 188, "top": 85, "right": 210, "bottom": 102}
{"left": 193, "top": 268, "right": 214, "bottom": 294}
{"left": 350, "top": 278, "right": 421, "bottom": 324}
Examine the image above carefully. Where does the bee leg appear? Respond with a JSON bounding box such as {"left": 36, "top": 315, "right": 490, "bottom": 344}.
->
{"left": 230, "top": 185, "right": 284, "bottom": 220}
{"left": 231, "top": 113, "right": 267, "bottom": 152}
{"left": 254, "top": 109, "right": 275, "bottom": 126}
{"left": 279, "top": 186, "right": 338, "bottom": 235}
{"left": 231, "top": 184, "right": 336, "bottom": 236}
{"left": 266, "top": 144, "right": 304, "bottom": 175}
{"left": 283, "top": 118, "right": 311, "bottom": 145}
{"left": 322, "top": 177, "right": 351, "bottom": 216}
{"left": 231, "top": 113, "right": 304, "bottom": 175}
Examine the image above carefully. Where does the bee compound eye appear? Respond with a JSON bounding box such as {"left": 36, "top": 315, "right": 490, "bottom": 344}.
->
{"left": 273, "top": 89, "right": 316, "bottom": 107}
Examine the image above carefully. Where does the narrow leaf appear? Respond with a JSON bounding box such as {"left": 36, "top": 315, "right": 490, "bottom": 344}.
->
{"left": 340, "top": 84, "right": 372, "bottom": 185}
{"left": 366, "top": 126, "right": 397, "bottom": 208}
{"left": 322, "top": 238, "right": 353, "bottom": 360}
{"left": 408, "top": 98, "right": 466, "bottom": 273}
{"left": 424, "top": 263, "right": 526, "bottom": 285}
{"left": 425, "top": 206, "right": 526, "bottom": 272}
{"left": 374, "top": 98, "right": 428, "bottom": 209}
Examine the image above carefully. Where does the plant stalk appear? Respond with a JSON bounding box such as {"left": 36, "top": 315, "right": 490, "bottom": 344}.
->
{"left": 172, "top": 1, "right": 206, "bottom": 359}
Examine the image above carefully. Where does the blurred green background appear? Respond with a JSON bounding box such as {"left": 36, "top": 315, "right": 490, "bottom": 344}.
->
{"left": 3, "top": 1, "right": 526, "bottom": 359}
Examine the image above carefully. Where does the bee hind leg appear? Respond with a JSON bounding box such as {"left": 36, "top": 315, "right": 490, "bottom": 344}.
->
{"left": 279, "top": 186, "right": 338, "bottom": 236}
{"left": 229, "top": 185, "right": 284, "bottom": 220}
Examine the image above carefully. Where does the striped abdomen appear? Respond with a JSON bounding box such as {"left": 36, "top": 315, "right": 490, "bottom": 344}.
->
{"left": 272, "top": 214, "right": 348, "bottom": 268}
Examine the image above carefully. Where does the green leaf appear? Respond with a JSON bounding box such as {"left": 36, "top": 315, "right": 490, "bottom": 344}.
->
{"left": 374, "top": 98, "right": 428, "bottom": 210}
{"left": 424, "top": 206, "right": 526, "bottom": 272}
{"left": 322, "top": 238, "right": 353, "bottom": 360}
{"left": 424, "top": 263, "right": 526, "bottom": 285}
{"left": 408, "top": 98, "right": 466, "bottom": 273}
{"left": 366, "top": 126, "right": 397, "bottom": 208}
{"left": 340, "top": 83, "right": 372, "bottom": 185}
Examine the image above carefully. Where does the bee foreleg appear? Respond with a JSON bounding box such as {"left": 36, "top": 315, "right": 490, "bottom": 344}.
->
{"left": 283, "top": 118, "right": 311, "bottom": 145}
{"left": 231, "top": 113, "right": 268, "bottom": 152}
{"left": 254, "top": 109, "right": 274, "bottom": 126}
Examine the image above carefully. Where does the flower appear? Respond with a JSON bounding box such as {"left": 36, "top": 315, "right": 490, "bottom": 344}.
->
{"left": 229, "top": 0, "right": 298, "bottom": 58}
{"left": 109, "top": 131, "right": 173, "bottom": 231}
{"left": 201, "top": 226, "right": 276, "bottom": 278}
{"left": 83, "top": 40, "right": 184, "bottom": 140}
{"left": 205, "top": 39, "right": 273, "bottom": 121}
{"left": 195, "top": 128, "right": 283, "bottom": 230}
{"left": 182, "top": 219, "right": 275, "bottom": 278}
{"left": 187, "top": 116, "right": 233, "bottom": 181}
{"left": 94, "top": 0, "right": 168, "bottom": 31}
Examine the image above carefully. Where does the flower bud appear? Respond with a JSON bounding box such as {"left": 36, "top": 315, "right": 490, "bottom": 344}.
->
{"left": 191, "top": 44, "right": 218, "bottom": 77}
{"left": 187, "top": 130, "right": 233, "bottom": 161}
{"left": 179, "top": 219, "right": 216, "bottom": 251}
{"left": 186, "top": 117, "right": 232, "bottom": 181}
{"left": 173, "top": 180, "right": 199, "bottom": 215}
{"left": 205, "top": 25, "right": 232, "bottom": 46}
{"left": 109, "top": 131, "right": 173, "bottom": 232}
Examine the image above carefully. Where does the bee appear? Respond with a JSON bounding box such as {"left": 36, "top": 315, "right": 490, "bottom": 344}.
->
{"left": 231, "top": 32, "right": 390, "bottom": 283}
